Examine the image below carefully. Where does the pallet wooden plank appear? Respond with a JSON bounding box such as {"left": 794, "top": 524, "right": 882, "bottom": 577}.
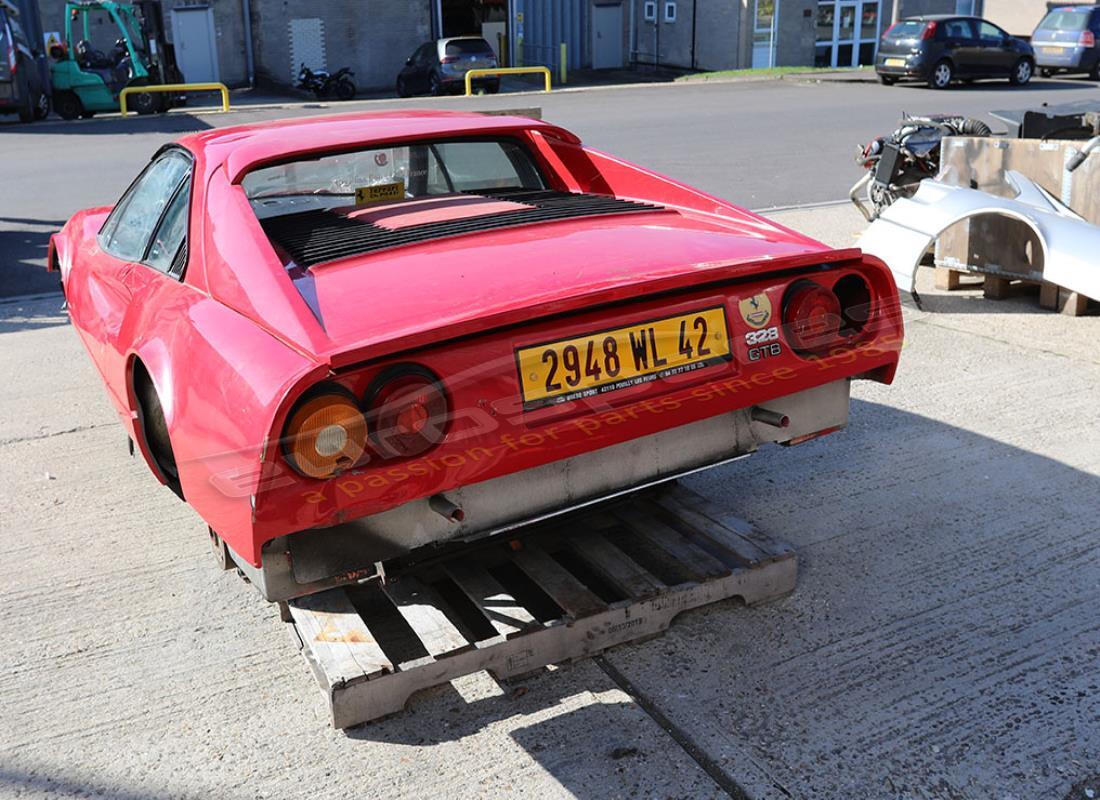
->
{"left": 383, "top": 576, "right": 471, "bottom": 658}
{"left": 289, "top": 589, "right": 393, "bottom": 684}
{"left": 510, "top": 546, "right": 607, "bottom": 619}
{"left": 566, "top": 533, "right": 665, "bottom": 599}
{"left": 659, "top": 485, "right": 789, "bottom": 561}
{"left": 445, "top": 561, "right": 538, "bottom": 638}
{"left": 645, "top": 496, "right": 766, "bottom": 566}
{"left": 614, "top": 506, "right": 730, "bottom": 579}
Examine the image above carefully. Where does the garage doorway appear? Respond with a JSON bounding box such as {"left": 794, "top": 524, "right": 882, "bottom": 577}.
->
{"left": 593, "top": 3, "right": 624, "bottom": 69}
{"left": 170, "top": 6, "right": 219, "bottom": 83}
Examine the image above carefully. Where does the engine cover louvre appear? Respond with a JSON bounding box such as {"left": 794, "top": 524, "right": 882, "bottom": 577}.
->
{"left": 260, "top": 189, "right": 668, "bottom": 268}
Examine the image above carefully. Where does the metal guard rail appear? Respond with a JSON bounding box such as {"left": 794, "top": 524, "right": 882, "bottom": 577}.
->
{"left": 120, "top": 82, "right": 230, "bottom": 116}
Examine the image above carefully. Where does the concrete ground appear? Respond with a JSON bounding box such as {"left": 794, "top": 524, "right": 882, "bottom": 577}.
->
{"left": 1, "top": 201, "right": 1097, "bottom": 799}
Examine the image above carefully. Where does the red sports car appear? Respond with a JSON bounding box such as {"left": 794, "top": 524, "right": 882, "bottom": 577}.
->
{"left": 50, "top": 110, "right": 902, "bottom": 601}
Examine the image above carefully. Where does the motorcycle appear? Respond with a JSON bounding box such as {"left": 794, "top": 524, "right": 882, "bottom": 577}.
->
{"left": 850, "top": 113, "right": 992, "bottom": 222}
{"left": 296, "top": 64, "right": 357, "bottom": 101}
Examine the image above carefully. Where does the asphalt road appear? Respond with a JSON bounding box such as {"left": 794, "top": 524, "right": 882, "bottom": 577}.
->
{"left": 2, "top": 202, "right": 1098, "bottom": 800}
{"left": 1, "top": 74, "right": 1099, "bottom": 297}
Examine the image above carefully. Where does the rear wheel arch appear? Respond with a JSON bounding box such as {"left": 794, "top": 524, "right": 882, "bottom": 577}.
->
{"left": 129, "top": 356, "right": 183, "bottom": 499}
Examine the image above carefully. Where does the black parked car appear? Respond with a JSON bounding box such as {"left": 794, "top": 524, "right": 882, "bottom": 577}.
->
{"left": 396, "top": 37, "right": 500, "bottom": 97}
{"left": 1032, "top": 5, "right": 1100, "bottom": 80}
{"left": 876, "top": 15, "right": 1035, "bottom": 89}
{"left": 0, "top": 5, "right": 49, "bottom": 122}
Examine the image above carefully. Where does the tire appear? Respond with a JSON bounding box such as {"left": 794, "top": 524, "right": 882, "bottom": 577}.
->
{"left": 129, "top": 90, "right": 161, "bottom": 115}
{"left": 429, "top": 72, "right": 444, "bottom": 96}
{"left": 928, "top": 59, "right": 953, "bottom": 89}
{"left": 335, "top": 77, "right": 356, "bottom": 101}
{"left": 1089, "top": 61, "right": 1100, "bottom": 81}
{"left": 1009, "top": 58, "right": 1033, "bottom": 86}
{"left": 1040, "top": 67, "right": 1053, "bottom": 78}
{"left": 135, "top": 367, "right": 182, "bottom": 499}
{"left": 878, "top": 74, "right": 897, "bottom": 86}
{"left": 396, "top": 76, "right": 411, "bottom": 98}
{"left": 34, "top": 92, "right": 50, "bottom": 120}
{"left": 54, "top": 91, "right": 83, "bottom": 120}
{"left": 486, "top": 80, "right": 500, "bottom": 94}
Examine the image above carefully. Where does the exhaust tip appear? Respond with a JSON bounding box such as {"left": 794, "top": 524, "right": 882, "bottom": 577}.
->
{"left": 751, "top": 407, "right": 790, "bottom": 429}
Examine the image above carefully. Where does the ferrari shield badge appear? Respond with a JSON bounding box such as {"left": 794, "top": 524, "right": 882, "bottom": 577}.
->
{"left": 738, "top": 293, "right": 772, "bottom": 329}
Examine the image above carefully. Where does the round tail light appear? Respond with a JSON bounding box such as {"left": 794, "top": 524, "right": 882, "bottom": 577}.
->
{"left": 783, "top": 281, "right": 843, "bottom": 353}
{"left": 283, "top": 389, "right": 368, "bottom": 479}
{"left": 366, "top": 367, "right": 448, "bottom": 459}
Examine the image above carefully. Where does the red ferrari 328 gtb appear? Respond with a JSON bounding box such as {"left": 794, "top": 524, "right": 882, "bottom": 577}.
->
{"left": 50, "top": 111, "right": 902, "bottom": 601}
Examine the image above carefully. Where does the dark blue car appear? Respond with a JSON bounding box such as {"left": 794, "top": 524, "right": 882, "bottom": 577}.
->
{"left": 875, "top": 15, "right": 1035, "bottom": 89}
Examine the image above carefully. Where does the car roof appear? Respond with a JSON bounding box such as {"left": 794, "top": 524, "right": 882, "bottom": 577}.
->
{"left": 177, "top": 110, "right": 579, "bottom": 184}
{"left": 438, "top": 36, "right": 491, "bottom": 45}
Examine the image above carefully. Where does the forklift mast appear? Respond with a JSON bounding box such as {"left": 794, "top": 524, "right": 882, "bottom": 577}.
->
{"left": 132, "top": 0, "right": 180, "bottom": 84}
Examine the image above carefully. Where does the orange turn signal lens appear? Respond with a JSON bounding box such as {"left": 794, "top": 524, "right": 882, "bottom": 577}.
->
{"left": 283, "top": 391, "right": 367, "bottom": 479}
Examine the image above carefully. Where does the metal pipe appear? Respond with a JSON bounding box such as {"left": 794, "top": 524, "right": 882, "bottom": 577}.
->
{"left": 751, "top": 407, "right": 791, "bottom": 428}
{"left": 241, "top": 0, "right": 255, "bottom": 88}
{"left": 690, "top": 0, "right": 698, "bottom": 70}
{"left": 429, "top": 494, "right": 465, "bottom": 523}
{"left": 1066, "top": 135, "right": 1100, "bottom": 173}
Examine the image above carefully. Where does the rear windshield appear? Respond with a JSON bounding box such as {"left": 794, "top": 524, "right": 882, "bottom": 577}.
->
{"left": 1037, "top": 9, "right": 1091, "bottom": 30}
{"left": 243, "top": 138, "right": 545, "bottom": 221}
{"left": 884, "top": 20, "right": 927, "bottom": 39}
{"left": 445, "top": 39, "right": 493, "bottom": 56}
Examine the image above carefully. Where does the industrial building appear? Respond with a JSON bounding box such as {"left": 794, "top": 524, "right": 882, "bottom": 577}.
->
{"left": 26, "top": 0, "right": 1060, "bottom": 94}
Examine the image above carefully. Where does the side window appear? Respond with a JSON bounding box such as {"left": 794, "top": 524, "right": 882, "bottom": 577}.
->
{"left": 145, "top": 182, "right": 190, "bottom": 274}
{"left": 944, "top": 19, "right": 974, "bottom": 39}
{"left": 978, "top": 21, "right": 1004, "bottom": 42}
{"left": 101, "top": 152, "right": 190, "bottom": 263}
{"left": 431, "top": 141, "right": 534, "bottom": 192}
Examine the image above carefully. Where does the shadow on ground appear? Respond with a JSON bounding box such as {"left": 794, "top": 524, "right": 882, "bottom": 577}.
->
{"left": 0, "top": 111, "right": 216, "bottom": 136}
{"left": 341, "top": 398, "right": 1099, "bottom": 799}
{"left": 0, "top": 217, "right": 67, "bottom": 298}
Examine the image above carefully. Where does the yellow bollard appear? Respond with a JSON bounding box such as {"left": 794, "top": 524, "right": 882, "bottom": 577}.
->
{"left": 560, "top": 43, "right": 567, "bottom": 85}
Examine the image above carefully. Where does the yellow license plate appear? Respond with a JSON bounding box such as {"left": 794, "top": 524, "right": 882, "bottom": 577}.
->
{"left": 1042, "top": 46, "right": 1064, "bottom": 55}
{"left": 884, "top": 58, "right": 905, "bottom": 67}
{"left": 516, "top": 307, "right": 731, "bottom": 409}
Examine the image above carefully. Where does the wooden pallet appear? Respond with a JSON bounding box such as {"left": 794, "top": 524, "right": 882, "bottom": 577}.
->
{"left": 286, "top": 484, "right": 796, "bottom": 728}
{"left": 932, "top": 266, "right": 1093, "bottom": 317}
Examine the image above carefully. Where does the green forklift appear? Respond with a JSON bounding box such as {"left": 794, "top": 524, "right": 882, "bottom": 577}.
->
{"left": 49, "top": 0, "right": 181, "bottom": 119}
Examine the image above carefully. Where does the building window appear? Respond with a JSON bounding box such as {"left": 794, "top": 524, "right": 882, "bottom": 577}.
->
{"left": 664, "top": 2, "right": 677, "bottom": 22}
{"left": 644, "top": 1, "right": 657, "bottom": 22}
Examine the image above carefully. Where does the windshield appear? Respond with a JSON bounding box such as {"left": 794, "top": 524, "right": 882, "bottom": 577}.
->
{"left": 445, "top": 39, "right": 494, "bottom": 56}
{"left": 884, "top": 19, "right": 927, "bottom": 39}
{"left": 1037, "top": 9, "right": 1091, "bottom": 30}
{"left": 243, "top": 138, "right": 545, "bottom": 220}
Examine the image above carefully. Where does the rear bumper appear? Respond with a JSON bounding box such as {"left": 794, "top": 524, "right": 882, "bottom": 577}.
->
{"left": 1034, "top": 44, "right": 1087, "bottom": 68}
{"left": 875, "top": 57, "right": 928, "bottom": 79}
{"left": 235, "top": 379, "right": 851, "bottom": 601}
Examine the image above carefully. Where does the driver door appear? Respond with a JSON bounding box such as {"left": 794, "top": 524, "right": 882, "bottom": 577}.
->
{"left": 92, "top": 149, "right": 193, "bottom": 397}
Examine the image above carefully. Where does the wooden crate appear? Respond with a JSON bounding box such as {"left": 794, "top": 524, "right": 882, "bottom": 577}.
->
{"left": 932, "top": 137, "right": 1098, "bottom": 316}
{"left": 287, "top": 484, "right": 796, "bottom": 728}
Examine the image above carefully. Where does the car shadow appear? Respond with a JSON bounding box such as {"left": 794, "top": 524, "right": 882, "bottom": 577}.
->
{"left": 893, "top": 77, "right": 1093, "bottom": 91}
{"left": 0, "top": 293, "right": 68, "bottom": 333}
{"left": 340, "top": 398, "right": 1099, "bottom": 798}
{"left": 0, "top": 217, "right": 67, "bottom": 299}
{"left": 0, "top": 111, "right": 216, "bottom": 136}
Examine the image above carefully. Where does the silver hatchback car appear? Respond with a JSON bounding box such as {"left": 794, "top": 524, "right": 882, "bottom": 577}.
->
{"left": 1032, "top": 5, "right": 1100, "bottom": 79}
